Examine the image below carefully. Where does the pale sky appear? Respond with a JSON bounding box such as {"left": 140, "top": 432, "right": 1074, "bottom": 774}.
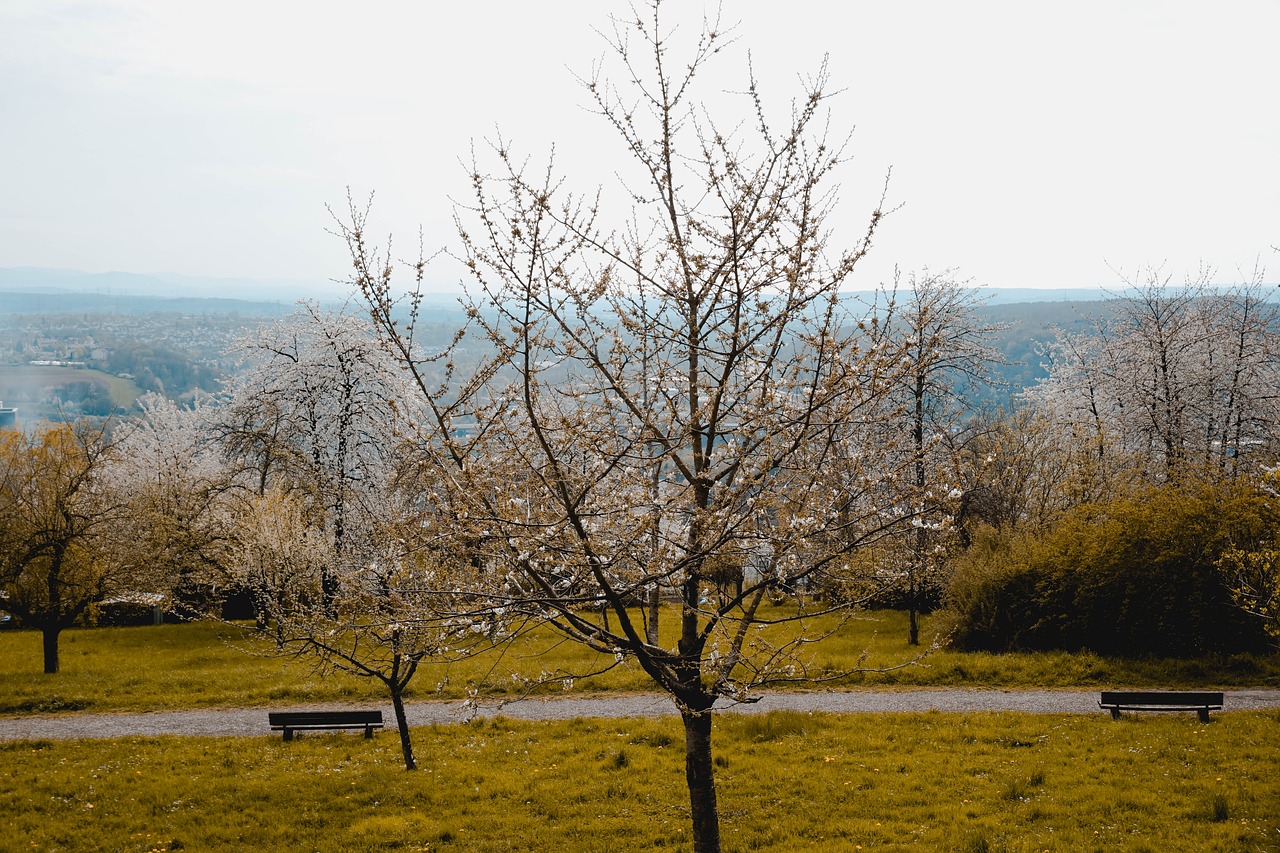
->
{"left": 1, "top": 0, "right": 1277, "bottom": 295}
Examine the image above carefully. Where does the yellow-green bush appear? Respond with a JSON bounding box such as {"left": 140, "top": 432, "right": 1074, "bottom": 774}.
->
{"left": 944, "top": 483, "right": 1274, "bottom": 656}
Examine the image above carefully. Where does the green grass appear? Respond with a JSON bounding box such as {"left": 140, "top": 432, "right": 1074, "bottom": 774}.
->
{"left": 1, "top": 710, "right": 1276, "bottom": 851}
{"left": 1, "top": 609, "right": 1277, "bottom": 716}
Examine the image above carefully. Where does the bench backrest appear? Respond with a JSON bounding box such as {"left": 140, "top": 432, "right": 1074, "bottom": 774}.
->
{"left": 268, "top": 711, "right": 384, "bottom": 726}
{"left": 1100, "top": 691, "right": 1223, "bottom": 706}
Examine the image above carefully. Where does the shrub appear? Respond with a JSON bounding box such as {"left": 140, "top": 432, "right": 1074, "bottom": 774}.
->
{"left": 943, "top": 483, "right": 1273, "bottom": 657}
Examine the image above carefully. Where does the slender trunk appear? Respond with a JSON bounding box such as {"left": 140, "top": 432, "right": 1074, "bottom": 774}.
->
{"left": 390, "top": 687, "right": 417, "bottom": 771}
{"left": 908, "top": 574, "right": 920, "bottom": 647}
{"left": 646, "top": 454, "right": 662, "bottom": 645}
{"left": 42, "top": 626, "right": 60, "bottom": 674}
{"left": 910, "top": 370, "right": 925, "bottom": 647}
{"left": 646, "top": 585, "right": 660, "bottom": 644}
{"left": 682, "top": 709, "right": 720, "bottom": 853}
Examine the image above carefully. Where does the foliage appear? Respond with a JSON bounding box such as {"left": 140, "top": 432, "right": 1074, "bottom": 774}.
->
{"left": 944, "top": 483, "right": 1275, "bottom": 656}
{"left": 0, "top": 421, "right": 144, "bottom": 673}
{"left": 52, "top": 379, "right": 117, "bottom": 416}
{"left": 101, "top": 340, "right": 223, "bottom": 397}
{"left": 2, "top": 711, "right": 1277, "bottom": 851}
{"left": 1217, "top": 545, "right": 1280, "bottom": 645}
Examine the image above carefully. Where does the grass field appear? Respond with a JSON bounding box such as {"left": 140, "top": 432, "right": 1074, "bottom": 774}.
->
{"left": 3, "top": 611, "right": 1277, "bottom": 850}
{"left": 2, "top": 710, "right": 1276, "bottom": 851}
{"left": 0, "top": 363, "right": 143, "bottom": 411}
{"left": 2, "top": 609, "right": 1278, "bottom": 715}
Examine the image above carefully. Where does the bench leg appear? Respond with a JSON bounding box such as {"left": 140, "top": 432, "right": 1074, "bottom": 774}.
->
{"left": 1198, "top": 709, "right": 1210, "bottom": 723}
{"left": 364, "top": 726, "right": 374, "bottom": 739}
{"left": 283, "top": 728, "right": 294, "bottom": 742}
{"left": 1110, "top": 708, "right": 1120, "bottom": 720}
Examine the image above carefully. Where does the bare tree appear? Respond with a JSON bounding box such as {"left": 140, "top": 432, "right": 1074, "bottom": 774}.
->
{"left": 207, "top": 305, "right": 507, "bottom": 771}
{"left": 882, "top": 270, "right": 1003, "bottom": 644}
{"left": 338, "top": 3, "right": 905, "bottom": 848}
{"left": 1029, "top": 267, "right": 1280, "bottom": 488}
{"left": 220, "top": 302, "right": 402, "bottom": 610}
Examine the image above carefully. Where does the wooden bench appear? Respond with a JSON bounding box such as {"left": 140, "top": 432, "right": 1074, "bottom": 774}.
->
{"left": 268, "top": 710, "right": 384, "bottom": 741}
{"left": 1099, "top": 691, "right": 1224, "bottom": 722}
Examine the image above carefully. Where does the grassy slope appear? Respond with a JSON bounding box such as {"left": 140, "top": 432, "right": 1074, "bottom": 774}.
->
{"left": 2, "top": 711, "right": 1276, "bottom": 851}
{"left": 1, "top": 610, "right": 1277, "bottom": 716}
{"left": 0, "top": 364, "right": 143, "bottom": 407}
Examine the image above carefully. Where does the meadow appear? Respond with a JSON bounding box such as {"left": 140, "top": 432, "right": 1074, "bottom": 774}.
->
{"left": 2, "top": 710, "right": 1277, "bottom": 851}
{"left": 3, "top": 611, "right": 1279, "bottom": 850}
{"left": 2, "top": 609, "right": 1278, "bottom": 715}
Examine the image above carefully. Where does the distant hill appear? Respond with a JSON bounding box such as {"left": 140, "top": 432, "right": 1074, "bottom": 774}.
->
{"left": 0, "top": 267, "right": 477, "bottom": 320}
{"left": 975, "top": 299, "right": 1115, "bottom": 406}
{"left": 4, "top": 266, "right": 1268, "bottom": 411}
{"left": 0, "top": 267, "right": 349, "bottom": 305}
{"left": 0, "top": 290, "right": 295, "bottom": 318}
{"left": 842, "top": 285, "right": 1113, "bottom": 306}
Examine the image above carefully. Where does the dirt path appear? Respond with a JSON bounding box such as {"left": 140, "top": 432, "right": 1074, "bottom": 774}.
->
{"left": 5, "top": 689, "right": 1280, "bottom": 741}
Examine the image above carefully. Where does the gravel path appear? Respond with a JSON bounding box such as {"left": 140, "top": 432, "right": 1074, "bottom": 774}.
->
{"left": 5, "top": 689, "right": 1280, "bottom": 741}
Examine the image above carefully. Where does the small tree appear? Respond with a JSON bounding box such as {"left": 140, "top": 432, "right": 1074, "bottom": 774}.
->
{"left": 883, "top": 270, "right": 1003, "bottom": 644}
{"left": 210, "top": 304, "right": 503, "bottom": 770}
{"left": 226, "top": 481, "right": 501, "bottom": 771}
{"left": 0, "top": 422, "right": 136, "bottom": 673}
{"left": 339, "top": 3, "right": 905, "bottom": 847}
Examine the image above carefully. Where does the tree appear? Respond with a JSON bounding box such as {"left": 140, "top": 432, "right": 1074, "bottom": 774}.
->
{"left": 1198, "top": 276, "right": 1280, "bottom": 475}
{"left": 115, "top": 393, "right": 237, "bottom": 616}
{"left": 949, "top": 408, "right": 1084, "bottom": 537}
{"left": 211, "top": 304, "right": 503, "bottom": 771}
{"left": 1029, "top": 268, "right": 1280, "bottom": 487}
{"left": 883, "top": 270, "right": 1003, "bottom": 644}
{"left": 219, "top": 302, "right": 404, "bottom": 612}
{"left": 339, "top": 3, "right": 903, "bottom": 848}
{"left": 0, "top": 422, "right": 137, "bottom": 673}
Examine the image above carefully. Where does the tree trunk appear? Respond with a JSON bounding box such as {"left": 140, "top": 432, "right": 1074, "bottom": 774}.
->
{"left": 908, "top": 530, "right": 923, "bottom": 647}
{"left": 390, "top": 686, "right": 417, "bottom": 771}
{"left": 681, "top": 709, "right": 721, "bottom": 853}
{"left": 42, "top": 626, "right": 61, "bottom": 674}
{"left": 911, "top": 370, "right": 926, "bottom": 647}
{"left": 646, "top": 585, "right": 661, "bottom": 645}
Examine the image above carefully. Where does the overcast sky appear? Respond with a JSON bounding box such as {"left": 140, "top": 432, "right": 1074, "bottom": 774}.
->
{"left": 1, "top": 0, "right": 1277, "bottom": 295}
